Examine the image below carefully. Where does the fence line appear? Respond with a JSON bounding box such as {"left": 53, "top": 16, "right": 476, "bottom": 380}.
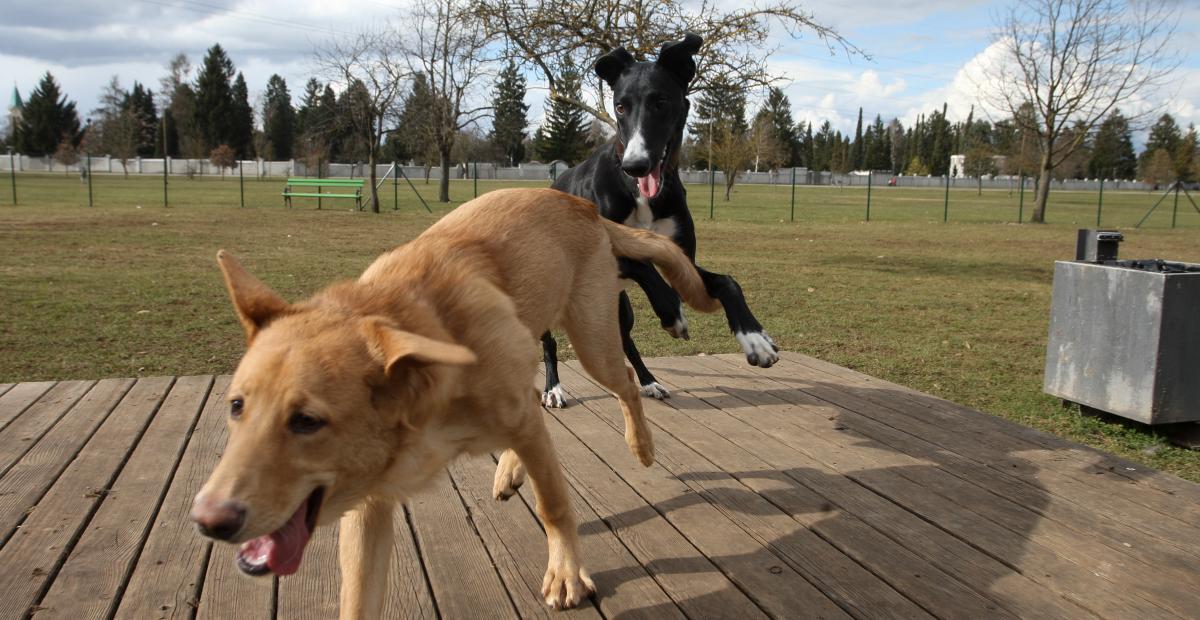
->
{"left": 0, "top": 153, "right": 1153, "bottom": 192}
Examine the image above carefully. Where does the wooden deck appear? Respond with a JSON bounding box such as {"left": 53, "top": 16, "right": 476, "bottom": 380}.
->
{"left": 2, "top": 352, "right": 1199, "bottom": 619}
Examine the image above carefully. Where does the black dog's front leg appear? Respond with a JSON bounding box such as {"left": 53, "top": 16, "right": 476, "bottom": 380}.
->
{"left": 619, "top": 257, "right": 688, "bottom": 339}
{"left": 540, "top": 332, "right": 568, "bottom": 408}
{"left": 696, "top": 266, "right": 779, "bottom": 367}
{"left": 618, "top": 291, "right": 671, "bottom": 399}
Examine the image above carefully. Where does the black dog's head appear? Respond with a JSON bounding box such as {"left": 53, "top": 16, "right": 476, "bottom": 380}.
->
{"left": 596, "top": 33, "right": 702, "bottom": 199}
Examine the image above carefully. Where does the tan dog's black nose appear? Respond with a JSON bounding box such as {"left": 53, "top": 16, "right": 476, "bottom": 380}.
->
{"left": 191, "top": 496, "right": 246, "bottom": 541}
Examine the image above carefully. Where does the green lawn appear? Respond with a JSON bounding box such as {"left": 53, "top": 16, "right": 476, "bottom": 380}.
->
{"left": 2, "top": 172, "right": 1198, "bottom": 481}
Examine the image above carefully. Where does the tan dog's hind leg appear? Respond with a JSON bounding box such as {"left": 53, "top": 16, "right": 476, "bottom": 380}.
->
{"left": 564, "top": 307, "right": 655, "bottom": 467}
{"left": 338, "top": 497, "right": 395, "bottom": 620}
{"left": 511, "top": 404, "right": 594, "bottom": 609}
{"left": 492, "top": 448, "right": 526, "bottom": 500}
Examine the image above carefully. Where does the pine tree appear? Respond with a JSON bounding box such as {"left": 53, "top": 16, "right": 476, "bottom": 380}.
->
{"left": 761, "top": 88, "right": 799, "bottom": 166}
{"left": 866, "top": 115, "right": 890, "bottom": 170}
{"left": 536, "top": 60, "right": 590, "bottom": 165}
{"left": 296, "top": 78, "right": 322, "bottom": 138}
{"left": 812, "top": 121, "right": 835, "bottom": 172}
{"left": 850, "top": 107, "right": 864, "bottom": 170}
{"left": 17, "top": 72, "right": 81, "bottom": 156}
{"left": 194, "top": 44, "right": 236, "bottom": 153}
{"left": 125, "top": 82, "right": 158, "bottom": 157}
{"left": 262, "top": 75, "right": 295, "bottom": 160}
{"left": 395, "top": 73, "right": 436, "bottom": 166}
{"left": 230, "top": 73, "right": 253, "bottom": 158}
{"left": 929, "top": 103, "right": 951, "bottom": 176}
{"left": 1140, "top": 114, "right": 1182, "bottom": 180}
{"left": 1086, "top": 110, "right": 1137, "bottom": 179}
{"left": 1177, "top": 125, "right": 1198, "bottom": 183}
{"left": 490, "top": 60, "right": 529, "bottom": 166}
{"left": 688, "top": 76, "right": 748, "bottom": 169}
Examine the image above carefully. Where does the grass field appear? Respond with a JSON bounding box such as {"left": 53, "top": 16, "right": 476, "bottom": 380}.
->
{"left": 2, "top": 172, "right": 1199, "bottom": 481}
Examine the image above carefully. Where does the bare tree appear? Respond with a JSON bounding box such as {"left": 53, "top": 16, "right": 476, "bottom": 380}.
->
{"left": 314, "top": 28, "right": 407, "bottom": 213}
{"left": 473, "top": 0, "right": 862, "bottom": 126}
{"left": 984, "top": 0, "right": 1180, "bottom": 223}
{"left": 93, "top": 76, "right": 142, "bottom": 178}
{"left": 399, "top": 0, "right": 492, "bottom": 203}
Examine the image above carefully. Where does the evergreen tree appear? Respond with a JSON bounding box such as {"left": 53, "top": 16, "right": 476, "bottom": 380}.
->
{"left": 928, "top": 103, "right": 951, "bottom": 176}
{"left": 1086, "top": 109, "right": 1136, "bottom": 179}
{"left": 850, "top": 107, "right": 864, "bottom": 170}
{"left": 295, "top": 78, "right": 322, "bottom": 138}
{"left": 262, "top": 75, "right": 295, "bottom": 160}
{"left": 125, "top": 82, "right": 158, "bottom": 156}
{"left": 17, "top": 72, "right": 81, "bottom": 156}
{"left": 490, "top": 60, "right": 529, "bottom": 166}
{"left": 688, "top": 75, "right": 747, "bottom": 169}
{"left": 395, "top": 73, "right": 436, "bottom": 165}
{"left": 865, "top": 115, "right": 890, "bottom": 171}
{"left": 811, "top": 120, "right": 835, "bottom": 172}
{"left": 194, "top": 44, "right": 236, "bottom": 153}
{"left": 536, "top": 60, "right": 590, "bottom": 165}
{"left": 796, "top": 121, "right": 811, "bottom": 168}
{"left": 1177, "top": 125, "right": 1198, "bottom": 183}
{"left": 230, "top": 73, "right": 253, "bottom": 158}
{"left": 761, "top": 88, "right": 799, "bottom": 166}
{"left": 1140, "top": 114, "right": 1182, "bottom": 180}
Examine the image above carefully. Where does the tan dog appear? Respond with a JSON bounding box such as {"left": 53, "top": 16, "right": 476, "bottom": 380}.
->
{"left": 190, "top": 188, "right": 719, "bottom": 617}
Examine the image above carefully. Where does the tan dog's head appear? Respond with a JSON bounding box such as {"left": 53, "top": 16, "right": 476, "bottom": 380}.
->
{"left": 191, "top": 251, "right": 475, "bottom": 577}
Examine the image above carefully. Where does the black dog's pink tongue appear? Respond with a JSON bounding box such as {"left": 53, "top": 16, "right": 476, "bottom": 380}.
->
{"left": 237, "top": 498, "right": 312, "bottom": 576}
{"left": 638, "top": 166, "right": 662, "bottom": 199}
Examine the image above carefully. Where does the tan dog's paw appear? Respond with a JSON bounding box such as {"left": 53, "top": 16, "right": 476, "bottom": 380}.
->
{"left": 626, "top": 426, "right": 655, "bottom": 467}
{"left": 492, "top": 452, "right": 526, "bottom": 501}
{"left": 541, "top": 562, "right": 594, "bottom": 609}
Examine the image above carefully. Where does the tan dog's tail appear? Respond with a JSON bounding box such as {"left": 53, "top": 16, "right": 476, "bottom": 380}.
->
{"left": 601, "top": 220, "right": 722, "bottom": 313}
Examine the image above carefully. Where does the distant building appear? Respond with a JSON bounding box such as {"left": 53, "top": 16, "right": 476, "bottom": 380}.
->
{"left": 7, "top": 84, "right": 21, "bottom": 144}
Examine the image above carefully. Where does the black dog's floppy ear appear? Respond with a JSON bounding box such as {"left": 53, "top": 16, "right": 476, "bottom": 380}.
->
{"left": 596, "top": 47, "right": 636, "bottom": 87}
{"left": 656, "top": 33, "right": 703, "bottom": 88}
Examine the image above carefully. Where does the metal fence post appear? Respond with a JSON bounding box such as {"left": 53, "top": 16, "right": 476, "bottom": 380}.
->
{"left": 1172, "top": 182, "right": 1180, "bottom": 229}
{"left": 473, "top": 162, "right": 478, "bottom": 198}
{"left": 1018, "top": 174, "right": 1025, "bottom": 223}
{"left": 393, "top": 161, "right": 398, "bottom": 210}
{"left": 239, "top": 160, "right": 245, "bottom": 208}
{"left": 709, "top": 167, "right": 715, "bottom": 220}
{"left": 1096, "top": 178, "right": 1104, "bottom": 226}
{"left": 8, "top": 149, "right": 15, "bottom": 205}
{"left": 789, "top": 167, "right": 796, "bottom": 222}
{"left": 866, "top": 171, "right": 872, "bottom": 222}
{"left": 163, "top": 156, "right": 169, "bottom": 208}
{"left": 943, "top": 173, "right": 950, "bottom": 222}
{"left": 317, "top": 157, "right": 323, "bottom": 211}
{"left": 86, "top": 152, "right": 93, "bottom": 207}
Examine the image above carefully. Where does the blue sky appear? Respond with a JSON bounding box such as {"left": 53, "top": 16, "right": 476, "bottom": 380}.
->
{"left": 2, "top": 0, "right": 1196, "bottom": 147}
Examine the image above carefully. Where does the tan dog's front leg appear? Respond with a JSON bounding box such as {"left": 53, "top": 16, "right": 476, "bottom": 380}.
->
{"left": 492, "top": 448, "right": 526, "bottom": 500}
{"left": 338, "top": 498, "right": 395, "bottom": 620}
{"left": 512, "top": 415, "right": 594, "bottom": 609}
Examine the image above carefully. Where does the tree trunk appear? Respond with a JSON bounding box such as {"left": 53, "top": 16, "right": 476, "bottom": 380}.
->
{"left": 1030, "top": 149, "right": 1053, "bottom": 223}
{"left": 368, "top": 148, "right": 379, "bottom": 213}
{"left": 977, "top": 177, "right": 982, "bottom": 196}
{"left": 724, "top": 173, "right": 735, "bottom": 201}
{"left": 438, "top": 148, "right": 451, "bottom": 203}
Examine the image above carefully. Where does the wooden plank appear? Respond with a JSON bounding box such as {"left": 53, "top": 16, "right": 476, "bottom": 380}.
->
{"left": 449, "top": 454, "right": 603, "bottom": 620}
{"left": 686, "top": 355, "right": 1188, "bottom": 619}
{"left": 275, "top": 523, "right": 340, "bottom": 619}
{"left": 730, "top": 355, "right": 1200, "bottom": 575}
{"left": 0, "top": 383, "right": 14, "bottom": 397}
{"left": 0, "top": 377, "right": 173, "bottom": 619}
{"left": 113, "top": 375, "right": 231, "bottom": 620}
{"left": 409, "top": 468, "right": 519, "bottom": 619}
{"left": 536, "top": 409, "right": 768, "bottom": 620}
{"left": 0, "top": 378, "right": 134, "bottom": 545}
{"left": 196, "top": 541, "right": 273, "bottom": 620}
{"left": 549, "top": 369, "right": 862, "bottom": 619}
{"left": 650, "top": 356, "right": 1094, "bottom": 620}
{"left": 555, "top": 364, "right": 928, "bottom": 620}
{"left": 0, "top": 380, "right": 95, "bottom": 476}
{"left": 382, "top": 504, "right": 438, "bottom": 619}
{"left": 778, "top": 352, "right": 1200, "bottom": 519}
{"left": 35, "top": 376, "right": 213, "bottom": 620}
{"left": 0, "top": 381, "right": 55, "bottom": 432}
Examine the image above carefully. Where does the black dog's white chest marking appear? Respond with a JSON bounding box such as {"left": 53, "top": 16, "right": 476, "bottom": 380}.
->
{"left": 623, "top": 196, "right": 677, "bottom": 240}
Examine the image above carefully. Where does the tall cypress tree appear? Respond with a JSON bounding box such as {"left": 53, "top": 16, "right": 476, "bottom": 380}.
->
{"left": 17, "top": 72, "right": 81, "bottom": 156}
{"left": 262, "top": 75, "right": 295, "bottom": 160}
{"left": 850, "top": 107, "right": 864, "bottom": 170}
{"left": 536, "top": 60, "right": 589, "bottom": 165}
{"left": 490, "top": 60, "right": 529, "bottom": 166}
{"left": 1087, "top": 110, "right": 1136, "bottom": 179}
{"left": 194, "top": 44, "right": 236, "bottom": 152}
{"left": 230, "top": 73, "right": 253, "bottom": 158}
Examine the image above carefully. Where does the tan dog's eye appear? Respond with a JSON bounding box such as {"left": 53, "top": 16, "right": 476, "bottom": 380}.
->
{"left": 230, "top": 399, "right": 244, "bottom": 419}
{"left": 288, "top": 411, "right": 326, "bottom": 435}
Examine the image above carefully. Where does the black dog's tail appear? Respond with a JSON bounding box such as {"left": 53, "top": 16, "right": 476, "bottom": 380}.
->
{"left": 601, "top": 220, "right": 721, "bottom": 313}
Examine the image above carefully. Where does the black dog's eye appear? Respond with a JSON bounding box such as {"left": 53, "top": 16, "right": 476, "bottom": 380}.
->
{"left": 615, "top": 103, "right": 626, "bottom": 115}
{"left": 230, "top": 399, "right": 244, "bottom": 419}
{"left": 288, "top": 411, "right": 326, "bottom": 435}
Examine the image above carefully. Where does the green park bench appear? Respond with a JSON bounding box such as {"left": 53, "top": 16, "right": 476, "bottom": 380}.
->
{"left": 282, "top": 178, "right": 364, "bottom": 210}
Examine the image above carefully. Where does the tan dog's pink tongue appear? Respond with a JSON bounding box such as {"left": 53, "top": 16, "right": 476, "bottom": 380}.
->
{"left": 240, "top": 500, "right": 312, "bottom": 575}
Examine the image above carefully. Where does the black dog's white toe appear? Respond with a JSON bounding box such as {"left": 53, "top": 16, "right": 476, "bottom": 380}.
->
{"left": 736, "top": 331, "right": 779, "bottom": 368}
{"left": 542, "top": 385, "right": 568, "bottom": 408}
{"left": 641, "top": 382, "right": 671, "bottom": 400}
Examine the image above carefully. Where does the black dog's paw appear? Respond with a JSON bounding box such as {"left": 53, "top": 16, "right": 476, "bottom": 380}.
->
{"left": 737, "top": 332, "right": 779, "bottom": 368}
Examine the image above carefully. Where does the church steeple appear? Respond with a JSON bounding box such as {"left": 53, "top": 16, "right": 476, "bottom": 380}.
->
{"left": 8, "top": 84, "right": 21, "bottom": 112}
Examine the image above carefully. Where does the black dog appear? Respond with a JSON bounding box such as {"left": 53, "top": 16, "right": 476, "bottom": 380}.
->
{"left": 541, "top": 33, "right": 778, "bottom": 408}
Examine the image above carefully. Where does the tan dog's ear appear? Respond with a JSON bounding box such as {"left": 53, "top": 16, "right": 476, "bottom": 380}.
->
{"left": 360, "top": 318, "right": 477, "bottom": 376}
{"left": 217, "top": 250, "right": 290, "bottom": 342}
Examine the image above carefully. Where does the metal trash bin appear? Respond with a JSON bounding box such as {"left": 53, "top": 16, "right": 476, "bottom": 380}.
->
{"left": 1043, "top": 230, "right": 1200, "bottom": 433}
